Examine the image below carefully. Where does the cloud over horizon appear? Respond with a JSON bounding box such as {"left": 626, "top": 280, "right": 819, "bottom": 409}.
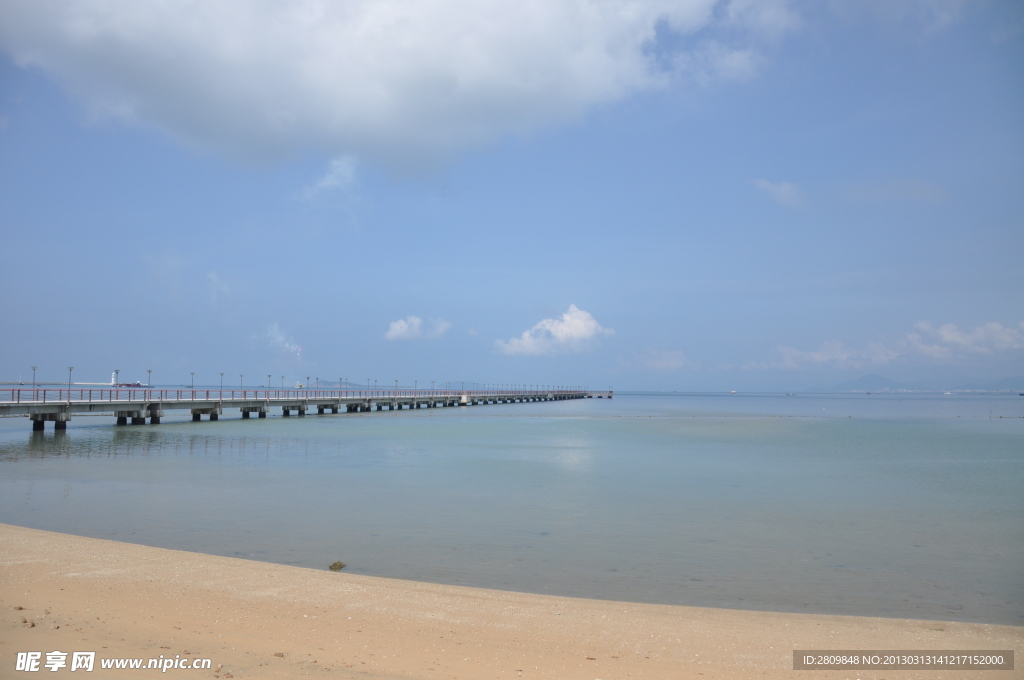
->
{"left": 384, "top": 316, "right": 451, "bottom": 341}
{"left": 774, "top": 321, "right": 1024, "bottom": 370}
{"left": 496, "top": 305, "right": 613, "bottom": 356}
{"left": 262, "top": 323, "right": 302, "bottom": 359}
{"left": 0, "top": 0, "right": 808, "bottom": 167}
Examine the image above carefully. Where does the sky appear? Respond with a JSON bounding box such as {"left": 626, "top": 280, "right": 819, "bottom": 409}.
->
{"left": 0, "top": 0, "right": 1022, "bottom": 392}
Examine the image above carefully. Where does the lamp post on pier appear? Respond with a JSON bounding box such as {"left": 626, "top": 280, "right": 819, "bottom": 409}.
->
{"left": 219, "top": 373, "right": 224, "bottom": 390}
{"left": 267, "top": 375, "right": 271, "bottom": 390}
{"left": 67, "top": 366, "right": 73, "bottom": 392}
{"left": 31, "top": 366, "right": 37, "bottom": 389}
{"left": 240, "top": 374, "right": 244, "bottom": 389}
{"left": 190, "top": 372, "right": 195, "bottom": 388}
{"left": 147, "top": 369, "right": 152, "bottom": 387}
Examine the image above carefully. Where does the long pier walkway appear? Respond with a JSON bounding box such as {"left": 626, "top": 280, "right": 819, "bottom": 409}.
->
{"left": 0, "top": 388, "right": 613, "bottom": 430}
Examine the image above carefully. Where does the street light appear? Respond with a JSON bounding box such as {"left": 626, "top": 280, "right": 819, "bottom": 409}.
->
{"left": 306, "top": 376, "right": 310, "bottom": 390}
{"left": 219, "top": 373, "right": 224, "bottom": 390}
{"left": 147, "top": 369, "right": 152, "bottom": 387}
{"left": 267, "top": 374, "right": 271, "bottom": 389}
{"left": 67, "top": 366, "right": 74, "bottom": 392}
{"left": 240, "top": 374, "right": 244, "bottom": 389}
{"left": 190, "top": 372, "right": 195, "bottom": 388}
{"left": 114, "top": 369, "right": 120, "bottom": 386}
{"left": 281, "top": 376, "right": 285, "bottom": 389}
{"left": 31, "top": 366, "right": 37, "bottom": 389}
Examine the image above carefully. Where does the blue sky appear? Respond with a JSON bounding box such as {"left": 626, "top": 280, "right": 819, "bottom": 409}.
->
{"left": 1, "top": 1, "right": 1022, "bottom": 391}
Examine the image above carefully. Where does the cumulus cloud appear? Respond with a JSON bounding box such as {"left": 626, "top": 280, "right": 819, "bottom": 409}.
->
{"left": 754, "top": 178, "right": 806, "bottom": 207}
{"left": 263, "top": 322, "right": 302, "bottom": 359}
{"left": 302, "top": 155, "right": 357, "bottom": 199}
{"left": 496, "top": 305, "right": 613, "bottom": 356}
{"left": 384, "top": 316, "right": 451, "bottom": 340}
{"left": 774, "top": 321, "right": 1024, "bottom": 369}
{"left": 0, "top": 0, "right": 803, "bottom": 167}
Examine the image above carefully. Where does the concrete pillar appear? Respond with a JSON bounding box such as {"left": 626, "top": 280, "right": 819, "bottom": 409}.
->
{"left": 259, "top": 411, "right": 267, "bottom": 418}
{"left": 192, "top": 413, "right": 201, "bottom": 422}
{"left": 32, "top": 419, "right": 45, "bottom": 431}
{"left": 298, "top": 408, "right": 306, "bottom": 416}
{"left": 242, "top": 411, "right": 250, "bottom": 418}
{"left": 55, "top": 420, "right": 67, "bottom": 430}
{"left": 131, "top": 417, "right": 145, "bottom": 425}
{"left": 317, "top": 407, "right": 325, "bottom": 415}
{"left": 282, "top": 409, "right": 291, "bottom": 416}
{"left": 121, "top": 416, "right": 131, "bottom": 425}
{"left": 210, "top": 413, "right": 218, "bottom": 421}
{"left": 331, "top": 407, "right": 338, "bottom": 414}
{"left": 149, "top": 416, "right": 160, "bottom": 424}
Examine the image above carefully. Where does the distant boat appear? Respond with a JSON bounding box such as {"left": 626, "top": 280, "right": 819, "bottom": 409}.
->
{"left": 295, "top": 382, "right": 305, "bottom": 389}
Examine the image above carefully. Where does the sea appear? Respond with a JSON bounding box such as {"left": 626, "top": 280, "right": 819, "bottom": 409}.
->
{"left": 1, "top": 392, "right": 1021, "bottom": 625}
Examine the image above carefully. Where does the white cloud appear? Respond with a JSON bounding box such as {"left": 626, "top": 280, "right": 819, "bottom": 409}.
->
{"left": 754, "top": 178, "right": 806, "bottom": 207}
{"left": 302, "top": 155, "right": 356, "bottom": 199}
{"left": 910, "top": 321, "right": 1024, "bottom": 355}
{"left": 0, "top": 0, "right": 803, "bottom": 167}
{"left": 777, "top": 340, "right": 858, "bottom": 369}
{"left": 384, "top": 316, "right": 451, "bottom": 340}
{"left": 774, "top": 321, "right": 1024, "bottom": 369}
{"left": 496, "top": 304, "right": 613, "bottom": 356}
{"left": 263, "top": 322, "right": 302, "bottom": 359}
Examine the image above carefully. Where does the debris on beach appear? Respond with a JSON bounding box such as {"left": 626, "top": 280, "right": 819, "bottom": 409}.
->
{"left": 329, "top": 561, "right": 346, "bottom": 571}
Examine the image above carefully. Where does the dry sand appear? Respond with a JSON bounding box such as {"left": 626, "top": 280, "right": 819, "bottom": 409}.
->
{"left": 1, "top": 523, "right": 1019, "bottom": 679}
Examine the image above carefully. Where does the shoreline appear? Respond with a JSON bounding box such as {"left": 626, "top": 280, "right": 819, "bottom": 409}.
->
{"left": 2, "top": 523, "right": 1021, "bottom": 679}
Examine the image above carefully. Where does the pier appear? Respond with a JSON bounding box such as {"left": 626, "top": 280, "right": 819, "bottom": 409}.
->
{"left": 0, "top": 388, "right": 612, "bottom": 430}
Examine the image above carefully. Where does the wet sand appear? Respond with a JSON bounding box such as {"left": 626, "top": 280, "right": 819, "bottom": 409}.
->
{"left": 2, "top": 523, "right": 1020, "bottom": 679}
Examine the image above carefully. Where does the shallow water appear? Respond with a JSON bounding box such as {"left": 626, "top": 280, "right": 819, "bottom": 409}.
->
{"left": 1, "top": 393, "right": 1022, "bottom": 624}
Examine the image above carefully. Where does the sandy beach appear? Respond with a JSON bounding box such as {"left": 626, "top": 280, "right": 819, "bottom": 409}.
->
{"left": 1, "top": 523, "right": 1019, "bottom": 679}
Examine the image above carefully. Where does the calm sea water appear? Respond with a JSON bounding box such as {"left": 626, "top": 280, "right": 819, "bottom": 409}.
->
{"left": 1, "top": 393, "right": 1021, "bottom": 625}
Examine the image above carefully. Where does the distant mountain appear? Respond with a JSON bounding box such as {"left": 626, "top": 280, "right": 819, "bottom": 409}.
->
{"left": 817, "top": 374, "right": 1024, "bottom": 393}
{"left": 980, "top": 376, "right": 1024, "bottom": 391}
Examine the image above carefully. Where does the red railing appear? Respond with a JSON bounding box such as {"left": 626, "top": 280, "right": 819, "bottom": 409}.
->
{"left": 0, "top": 388, "right": 580, "bottom": 404}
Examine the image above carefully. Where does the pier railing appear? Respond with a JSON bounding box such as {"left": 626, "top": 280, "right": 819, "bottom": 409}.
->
{"left": 0, "top": 388, "right": 579, "bottom": 404}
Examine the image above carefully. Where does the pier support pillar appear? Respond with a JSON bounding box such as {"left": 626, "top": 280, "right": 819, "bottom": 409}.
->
{"left": 259, "top": 410, "right": 267, "bottom": 418}
{"left": 31, "top": 412, "right": 71, "bottom": 430}
{"left": 317, "top": 407, "right": 325, "bottom": 415}
{"left": 298, "top": 408, "right": 306, "bottom": 416}
{"left": 331, "top": 407, "right": 338, "bottom": 414}
{"left": 120, "top": 416, "right": 131, "bottom": 425}
{"left": 209, "top": 413, "right": 218, "bottom": 421}
{"left": 192, "top": 413, "right": 201, "bottom": 422}
{"left": 242, "top": 411, "right": 250, "bottom": 418}
{"left": 282, "top": 409, "right": 290, "bottom": 416}
{"left": 150, "top": 416, "right": 160, "bottom": 424}
{"left": 131, "top": 417, "right": 145, "bottom": 425}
